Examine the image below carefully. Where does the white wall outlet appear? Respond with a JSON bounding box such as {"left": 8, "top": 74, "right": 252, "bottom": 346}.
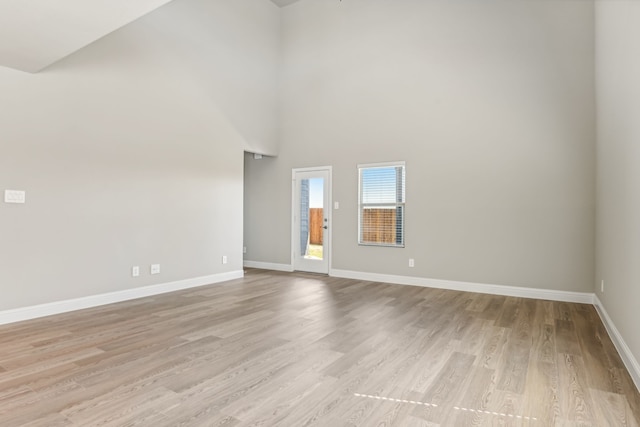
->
{"left": 334, "top": 201, "right": 340, "bottom": 209}
{"left": 132, "top": 266, "right": 140, "bottom": 277}
{"left": 601, "top": 280, "right": 604, "bottom": 293}
{"left": 151, "top": 264, "right": 160, "bottom": 274}
{"left": 4, "top": 190, "right": 26, "bottom": 204}
{"left": 222, "top": 255, "right": 228, "bottom": 264}
{"left": 243, "top": 247, "right": 247, "bottom": 254}
{"left": 409, "top": 258, "right": 415, "bottom": 268}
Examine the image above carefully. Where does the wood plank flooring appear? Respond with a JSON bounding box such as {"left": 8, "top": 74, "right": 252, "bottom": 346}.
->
{"left": 0, "top": 269, "right": 638, "bottom": 426}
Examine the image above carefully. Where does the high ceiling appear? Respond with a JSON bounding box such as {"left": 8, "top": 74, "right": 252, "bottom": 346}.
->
{"left": 269, "top": 0, "right": 302, "bottom": 7}
{"left": 0, "top": 0, "right": 176, "bottom": 73}
{"left": 0, "top": 0, "right": 301, "bottom": 73}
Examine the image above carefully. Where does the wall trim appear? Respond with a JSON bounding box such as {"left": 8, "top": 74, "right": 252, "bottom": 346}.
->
{"left": 329, "top": 269, "right": 640, "bottom": 391}
{"left": 330, "top": 269, "right": 595, "bottom": 304}
{"left": 3, "top": 265, "right": 637, "bottom": 393}
{"left": 243, "top": 260, "right": 294, "bottom": 272}
{"left": 593, "top": 296, "right": 640, "bottom": 392}
{"left": 0, "top": 270, "right": 244, "bottom": 326}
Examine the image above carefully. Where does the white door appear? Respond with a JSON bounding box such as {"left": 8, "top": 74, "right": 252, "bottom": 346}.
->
{"left": 292, "top": 167, "right": 331, "bottom": 274}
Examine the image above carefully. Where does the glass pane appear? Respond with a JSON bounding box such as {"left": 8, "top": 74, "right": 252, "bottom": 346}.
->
{"left": 359, "top": 164, "right": 405, "bottom": 247}
{"left": 361, "top": 166, "right": 405, "bottom": 204}
{"left": 361, "top": 207, "right": 399, "bottom": 245}
{"left": 300, "top": 177, "right": 324, "bottom": 260}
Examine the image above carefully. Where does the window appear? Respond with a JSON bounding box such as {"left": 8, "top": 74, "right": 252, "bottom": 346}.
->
{"left": 358, "top": 161, "right": 406, "bottom": 247}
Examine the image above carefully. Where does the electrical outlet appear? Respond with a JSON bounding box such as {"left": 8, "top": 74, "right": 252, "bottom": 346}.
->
{"left": 601, "top": 280, "right": 604, "bottom": 293}
{"left": 132, "top": 266, "right": 140, "bottom": 277}
{"left": 243, "top": 247, "right": 247, "bottom": 254}
{"left": 222, "top": 255, "right": 228, "bottom": 264}
{"left": 409, "top": 258, "right": 415, "bottom": 268}
{"left": 151, "top": 264, "right": 160, "bottom": 274}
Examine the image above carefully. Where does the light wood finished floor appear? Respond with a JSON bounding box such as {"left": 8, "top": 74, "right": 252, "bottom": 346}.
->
{"left": 0, "top": 269, "right": 639, "bottom": 426}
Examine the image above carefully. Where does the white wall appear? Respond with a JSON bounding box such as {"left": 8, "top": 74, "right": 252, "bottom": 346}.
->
{"left": 245, "top": 0, "right": 596, "bottom": 292}
{"left": 0, "top": 0, "right": 280, "bottom": 311}
{"left": 595, "top": 0, "right": 640, "bottom": 372}
{"left": 0, "top": 0, "right": 174, "bottom": 72}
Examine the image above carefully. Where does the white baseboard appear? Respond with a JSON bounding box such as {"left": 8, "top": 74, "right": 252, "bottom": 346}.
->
{"left": 593, "top": 296, "right": 640, "bottom": 392}
{"left": 329, "top": 269, "right": 595, "bottom": 304}
{"left": 329, "top": 269, "right": 638, "bottom": 392}
{"left": 243, "top": 260, "right": 294, "bottom": 272}
{"left": 0, "top": 270, "right": 244, "bottom": 326}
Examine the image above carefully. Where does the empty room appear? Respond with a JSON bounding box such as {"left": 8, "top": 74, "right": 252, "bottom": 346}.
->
{"left": 1, "top": 0, "right": 639, "bottom": 425}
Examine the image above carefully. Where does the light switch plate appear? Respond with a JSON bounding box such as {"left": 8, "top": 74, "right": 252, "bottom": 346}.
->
{"left": 4, "top": 190, "right": 26, "bottom": 204}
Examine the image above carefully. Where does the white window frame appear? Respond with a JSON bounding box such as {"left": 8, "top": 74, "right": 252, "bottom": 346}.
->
{"left": 358, "top": 161, "right": 406, "bottom": 248}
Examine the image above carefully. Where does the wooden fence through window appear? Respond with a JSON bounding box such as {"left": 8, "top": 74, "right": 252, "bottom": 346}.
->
{"left": 309, "top": 208, "right": 324, "bottom": 245}
{"left": 361, "top": 208, "right": 397, "bottom": 244}
{"left": 309, "top": 208, "right": 397, "bottom": 246}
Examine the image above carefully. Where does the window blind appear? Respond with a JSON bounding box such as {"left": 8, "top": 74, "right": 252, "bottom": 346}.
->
{"left": 358, "top": 162, "right": 406, "bottom": 247}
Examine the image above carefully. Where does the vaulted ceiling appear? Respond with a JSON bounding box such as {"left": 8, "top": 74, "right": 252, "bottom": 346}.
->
{"left": 0, "top": 0, "right": 302, "bottom": 73}
{"left": 0, "top": 0, "right": 177, "bottom": 72}
{"left": 269, "top": 0, "right": 302, "bottom": 7}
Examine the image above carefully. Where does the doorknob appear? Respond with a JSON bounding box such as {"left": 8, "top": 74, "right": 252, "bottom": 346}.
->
{"left": 323, "top": 226, "right": 328, "bottom": 229}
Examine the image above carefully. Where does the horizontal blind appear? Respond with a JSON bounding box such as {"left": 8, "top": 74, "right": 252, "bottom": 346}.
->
{"left": 358, "top": 162, "right": 405, "bottom": 247}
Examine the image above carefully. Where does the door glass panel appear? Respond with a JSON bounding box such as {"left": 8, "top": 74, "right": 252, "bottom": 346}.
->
{"left": 293, "top": 168, "right": 330, "bottom": 274}
{"left": 299, "top": 177, "right": 324, "bottom": 261}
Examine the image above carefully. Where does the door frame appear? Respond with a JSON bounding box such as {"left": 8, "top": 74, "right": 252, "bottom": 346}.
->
{"left": 291, "top": 166, "right": 332, "bottom": 274}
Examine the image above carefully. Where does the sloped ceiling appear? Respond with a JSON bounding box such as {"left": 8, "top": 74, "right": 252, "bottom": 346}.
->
{"left": 0, "top": 0, "right": 174, "bottom": 73}
{"left": 0, "top": 0, "right": 301, "bottom": 73}
{"left": 269, "top": 0, "right": 302, "bottom": 7}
